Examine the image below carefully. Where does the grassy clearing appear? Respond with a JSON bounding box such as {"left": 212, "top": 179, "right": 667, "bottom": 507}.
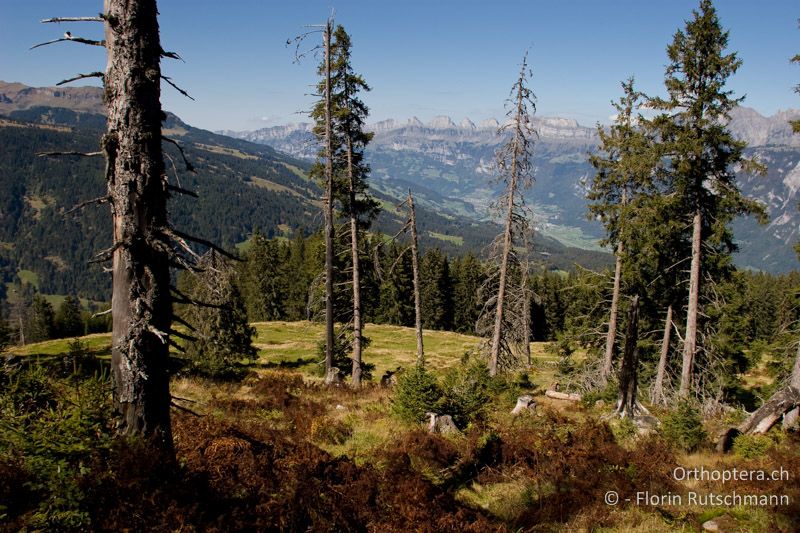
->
{"left": 426, "top": 231, "right": 464, "bottom": 246}
{"left": 4, "top": 321, "right": 800, "bottom": 532}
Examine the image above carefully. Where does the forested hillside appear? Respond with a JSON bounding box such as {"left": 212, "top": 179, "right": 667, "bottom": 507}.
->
{"left": 0, "top": 93, "right": 609, "bottom": 300}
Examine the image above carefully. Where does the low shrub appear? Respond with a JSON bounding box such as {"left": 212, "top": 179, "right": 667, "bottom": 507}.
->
{"left": 732, "top": 433, "right": 774, "bottom": 459}
{"left": 661, "top": 400, "right": 707, "bottom": 452}
{"left": 392, "top": 365, "right": 442, "bottom": 423}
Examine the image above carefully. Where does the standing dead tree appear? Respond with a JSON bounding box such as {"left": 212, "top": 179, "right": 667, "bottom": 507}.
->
{"left": 34, "top": 0, "right": 214, "bottom": 451}
{"left": 407, "top": 191, "right": 424, "bottom": 366}
{"left": 479, "top": 52, "right": 536, "bottom": 376}
{"left": 651, "top": 305, "right": 674, "bottom": 406}
{"left": 374, "top": 191, "right": 424, "bottom": 366}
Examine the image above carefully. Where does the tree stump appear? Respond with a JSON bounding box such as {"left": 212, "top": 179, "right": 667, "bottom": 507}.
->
{"left": 324, "top": 367, "right": 343, "bottom": 386}
{"left": 511, "top": 395, "right": 537, "bottom": 415}
{"left": 427, "top": 413, "right": 458, "bottom": 434}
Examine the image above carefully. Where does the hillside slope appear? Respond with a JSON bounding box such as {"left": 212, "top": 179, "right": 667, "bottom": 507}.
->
{"left": 0, "top": 82, "right": 609, "bottom": 300}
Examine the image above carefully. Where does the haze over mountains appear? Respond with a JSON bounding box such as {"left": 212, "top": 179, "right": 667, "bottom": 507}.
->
{"left": 222, "top": 106, "right": 800, "bottom": 272}
{"left": 1, "top": 80, "right": 798, "bottom": 280}
{"left": 0, "top": 81, "right": 612, "bottom": 300}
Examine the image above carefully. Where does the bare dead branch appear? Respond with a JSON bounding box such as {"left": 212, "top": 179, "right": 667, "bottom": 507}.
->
{"left": 161, "top": 136, "right": 194, "bottom": 172}
{"left": 166, "top": 184, "right": 198, "bottom": 198}
{"left": 30, "top": 36, "right": 105, "bottom": 50}
{"left": 161, "top": 49, "right": 184, "bottom": 61}
{"left": 170, "top": 313, "right": 196, "bottom": 332}
{"left": 169, "top": 228, "right": 241, "bottom": 261}
{"left": 170, "top": 286, "right": 226, "bottom": 309}
{"left": 170, "top": 401, "right": 203, "bottom": 417}
{"left": 66, "top": 195, "right": 112, "bottom": 215}
{"left": 57, "top": 71, "right": 104, "bottom": 85}
{"left": 168, "top": 328, "right": 197, "bottom": 343}
{"left": 161, "top": 75, "right": 194, "bottom": 100}
{"left": 88, "top": 241, "right": 123, "bottom": 264}
{"left": 91, "top": 308, "right": 112, "bottom": 318}
{"left": 37, "top": 151, "right": 103, "bottom": 158}
{"left": 41, "top": 16, "right": 104, "bottom": 23}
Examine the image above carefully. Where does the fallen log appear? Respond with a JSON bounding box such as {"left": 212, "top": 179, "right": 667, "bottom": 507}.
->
{"left": 545, "top": 390, "right": 582, "bottom": 402}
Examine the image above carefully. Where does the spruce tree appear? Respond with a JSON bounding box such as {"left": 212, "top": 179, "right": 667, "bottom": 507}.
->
{"left": 451, "top": 252, "right": 485, "bottom": 335}
{"left": 240, "top": 230, "right": 286, "bottom": 322}
{"left": 182, "top": 251, "right": 256, "bottom": 378}
{"left": 420, "top": 248, "right": 454, "bottom": 331}
{"left": 330, "top": 25, "right": 379, "bottom": 386}
{"left": 650, "top": 0, "right": 766, "bottom": 397}
{"left": 27, "top": 294, "right": 55, "bottom": 343}
{"left": 588, "top": 78, "right": 659, "bottom": 383}
{"left": 55, "top": 295, "right": 84, "bottom": 338}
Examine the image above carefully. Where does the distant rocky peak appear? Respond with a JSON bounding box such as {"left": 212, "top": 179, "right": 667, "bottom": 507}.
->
{"left": 460, "top": 118, "right": 476, "bottom": 130}
{"left": 427, "top": 115, "right": 457, "bottom": 129}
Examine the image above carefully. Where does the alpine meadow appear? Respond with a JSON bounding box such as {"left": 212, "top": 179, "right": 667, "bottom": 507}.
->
{"left": 2, "top": 1, "right": 800, "bottom": 531}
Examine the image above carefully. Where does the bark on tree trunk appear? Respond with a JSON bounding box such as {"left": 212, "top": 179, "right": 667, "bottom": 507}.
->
{"left": 104, "top": 0, "right": 172, "bottom": 450}
{"left": 348, "top": 142, "right": 363, "bottom": 387}
{"left": 408, "top": 192, "right": 424, "bottom": 366}
{"left": 652, "top": 305, "right": 673, "bottom": 406}
{"left": 323, "top": 20, "right": 335, "bottom": 377}
{"left": 521, "top": 266, "right": 531, "bottom": 367}
{"left": 617, "top": 295, "right": 640, "bottom": 417}
{"left": 602, "top": 242, "right": 623, "bottom": 382}
{"left": 680, "top": 209, "right": 702, "bottom": 397}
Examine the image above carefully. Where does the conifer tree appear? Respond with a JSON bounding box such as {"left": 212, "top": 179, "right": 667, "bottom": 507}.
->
{"left": 330, "top": 25, "right": 379, "bottom": 386}
{"left": 55, "top": 295, "right": 84, "bottom": 338}
{"left": 451, "top": 252, "right": 485, "bottom": 335}
{"left": 588, "top": 78, "right": 659, "bottom": 383}
{"left": 182, "top": 251, "right": 256, "bottom": 377}
{"left": 420, "top": 248, "right": 454, "bottom": 331}
{"left": 650, "top": 0, "right": 765, "bottom": 397}
{"left": 482, "top": 52, "right": 537, "bottom": 376}
{"left": 240, "top": 230, "right": 287, "bottom": 321}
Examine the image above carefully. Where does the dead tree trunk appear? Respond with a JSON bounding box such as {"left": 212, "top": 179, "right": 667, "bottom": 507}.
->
{"left": 680, "top": 209, "right": 702, "bottom": 397}
{"left": 104, "top": 0, "right": 172, "bottom": 449}
{"left": 347, "top": 140, "right": 363, "bottom": 387}
{"left": 602, "top": 242, "right": 623, "bottom": 382}
{"left": 408, "top": 191, "right": 424, "bottom": 366}
{"left": 322, "top": 19, "right": 335, "bottom": 378}
{"left": 616, "top": 295, "right": 640, "bottom": 417}
{"left": 652, "top": 305, "right": 673, "bottom": 406}
{"left": 733, "top": 344, "right": 800, "bottom": 436}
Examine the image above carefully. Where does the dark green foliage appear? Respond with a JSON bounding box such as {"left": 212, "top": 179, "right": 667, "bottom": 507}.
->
{"left": 26, "top": 294, "right": 55, "bottom": 343}
{"left": 239, "top": 230, "right": 288, "bottom": 322}
{"left": 392, "top": 365, "right": 442, "bottom": 423}
{"left": 731, "top": 433, "right": 774, "bottom": 459}
{"left": 181, "top": 252, "right": 257, "bottom": 378}
{"left": 315, "top": 332, "right": 374, "bottom": 379}
{"left": 55, "top": 295, "right": 84, "bottom": 338}
{"left": 451, "top": 252, "right": 485, "bottom": 334}
{"left": 661, "top": 400, "right": 707, "bottom": 452}
{"left": 0, "top": 364, "right": 114, "bottom": 530}
{"left": 375, "top": 241, "right": 415, "bottom": 326}
{"left": 420, "top": 248, "right": 454, "bottom": 331}
{"left": 437, "top": 354, "right": 493, "bottom": 428}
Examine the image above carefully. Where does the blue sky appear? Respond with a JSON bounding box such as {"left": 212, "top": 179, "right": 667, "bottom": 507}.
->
{"left": 1, "top": 0, "right": 797, "bottom": 131}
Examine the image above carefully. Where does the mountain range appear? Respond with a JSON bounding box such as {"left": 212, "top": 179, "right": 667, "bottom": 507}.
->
{"left": 0, "top": 81, "right": 608, "bottom": 300}
{"left": 221, "top": 106, "right": 800, "bottom": 272}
